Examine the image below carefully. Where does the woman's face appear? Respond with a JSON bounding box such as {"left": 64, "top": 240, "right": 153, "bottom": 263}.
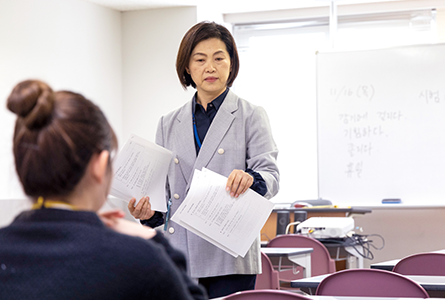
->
{"left": 187, "top": 38, "right": 231, "bottom": 101}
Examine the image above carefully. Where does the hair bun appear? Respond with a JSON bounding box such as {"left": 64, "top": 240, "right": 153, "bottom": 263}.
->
{"left": 7, "top": 80, "right": 55, "bottom": 129}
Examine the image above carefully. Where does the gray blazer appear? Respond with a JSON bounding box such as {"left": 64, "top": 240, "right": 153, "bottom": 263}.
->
{"left": 156, "top": 90, "right": 279, "bottom": 278}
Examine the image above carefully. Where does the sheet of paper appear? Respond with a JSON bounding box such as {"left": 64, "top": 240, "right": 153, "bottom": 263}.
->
{"left": 171, "top": 170, "right": 239, "bottom": 257}
{"left": 109, "top": 134, "right": 172, "bottom": 212}
{"left": 172, "top": 168, "right": 274, "bottom": 257}
{"left": 174, "top": 219, "right": 239, "bottom": 257}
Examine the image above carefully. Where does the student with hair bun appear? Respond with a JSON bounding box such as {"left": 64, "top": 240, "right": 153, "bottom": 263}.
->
{"left": 0, "top": 80, "right": 207, "bottom": 300}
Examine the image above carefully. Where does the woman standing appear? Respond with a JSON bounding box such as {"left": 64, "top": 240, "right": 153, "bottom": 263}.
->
{"left": 129, "top": 21, "right": 279, "bottom": 298}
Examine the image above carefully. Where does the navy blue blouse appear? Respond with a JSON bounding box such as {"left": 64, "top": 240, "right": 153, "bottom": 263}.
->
{"left": 192, "top": 88, "right": 267, "bottom": 197}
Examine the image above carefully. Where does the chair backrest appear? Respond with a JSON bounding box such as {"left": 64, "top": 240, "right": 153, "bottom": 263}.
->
{"left": 255, "top": 252, "right": 280, "bottom": 290}
{"left": 315, "top": 269, "right": 429, "bottom": 298}
{"left": 224, "top": 290, "right": 312, "bottom": 300}
{"left": 393, "top": 252, "right": 445, "bottom": 275}
{"left": 267, "top": 234, "right": 336, "bottom": 278}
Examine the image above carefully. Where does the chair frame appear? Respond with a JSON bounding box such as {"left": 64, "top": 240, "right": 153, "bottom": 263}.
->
{"left": 393, "top": 252, "right": 445, "bottom": 275}
{"left": 267, "top": 234, "right": 336, "bottom": 282}
{"left": 255, "top": 251, "right": 280, "bottom": 290}
{"left": 224, "top": 289, "right": 312, "bottom": 300}
{"left": 315, "top": 268, "right": 429, "bottom": 298}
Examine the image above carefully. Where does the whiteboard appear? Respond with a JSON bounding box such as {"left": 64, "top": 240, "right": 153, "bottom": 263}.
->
{"left": 317, "top": 43, "right": 445, "bottom": 207}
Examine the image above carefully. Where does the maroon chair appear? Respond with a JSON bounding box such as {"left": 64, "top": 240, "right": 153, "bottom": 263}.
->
{"left": 315, "top": 268, "right": 429, "bottom": 298}
{"left": 224, "top": 289, "right": 312, "bottom": 300}
{"left": 393, "top": 252, "right": 445, "bottom": 275}
{"left": 267, "top": 234, "right": 336, "bottom": 283}
{"left": 255, "top": 252, "right": 280, "bottom": 290}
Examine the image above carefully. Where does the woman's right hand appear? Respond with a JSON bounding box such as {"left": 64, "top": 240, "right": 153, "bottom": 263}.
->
{"left": 128, "top": 196, "right": 155, "bottom": 220}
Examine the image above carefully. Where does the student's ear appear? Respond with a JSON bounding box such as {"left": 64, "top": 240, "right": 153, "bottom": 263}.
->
{"left": 91, "top": 150, "right": 110, "bottom": 184}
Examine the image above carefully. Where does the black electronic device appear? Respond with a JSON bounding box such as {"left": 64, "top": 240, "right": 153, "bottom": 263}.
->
{"left": 276, "top": 210, "right": 290, "bottom": 235}
{"left": 293, "top": 211, "right": 307, "bottom": 233}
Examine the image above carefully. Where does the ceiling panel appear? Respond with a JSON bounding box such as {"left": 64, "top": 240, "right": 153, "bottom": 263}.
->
{"left": 83, "top": 0, "right": 408, "bottom": 13}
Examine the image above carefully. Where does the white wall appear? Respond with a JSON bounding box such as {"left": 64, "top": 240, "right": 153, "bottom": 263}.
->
{"left": 121, "top": 6, "right": 197, "bottom": 144}
{"left": 115, "top": 6, "right": 198, "bottom": 221}
{"left": 0, "top": 0, "right": 122, "bottom": 226}
{"left": 196, "top": 3, "right": 225, "bottom": 24}
{"left": 355, "top": 207, "right": 445, "bottom": 268}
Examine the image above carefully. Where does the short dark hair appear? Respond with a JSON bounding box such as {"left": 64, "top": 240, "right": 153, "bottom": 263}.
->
{"left": 176, "top": 21, "right": 240, "bottom": 89}
{"left": 7, "top": 80, "right": 118, "bottom": 198}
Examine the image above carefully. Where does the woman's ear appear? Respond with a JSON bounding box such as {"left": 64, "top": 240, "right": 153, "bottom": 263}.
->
{"left": 91, "top": 150, "right": 110, "bottom": 184}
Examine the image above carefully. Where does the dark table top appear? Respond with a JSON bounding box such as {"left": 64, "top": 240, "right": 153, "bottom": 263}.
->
{"left": 273, "top": 207, "right": 372, "bottom": 214}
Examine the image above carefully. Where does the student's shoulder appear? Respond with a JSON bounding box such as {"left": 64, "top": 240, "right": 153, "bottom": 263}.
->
{"left": 100, "top": 231, "right": 194, "bottom": 298}
{"left": 100, "top": 228, "right": 166, "bottom": 260}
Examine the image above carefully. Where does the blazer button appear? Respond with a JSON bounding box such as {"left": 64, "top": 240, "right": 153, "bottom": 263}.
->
{"left": 168, "top": 227, "right": 175, "bottom": 234}
{"left": 174, "top": 194, "right": 180, "bottom": 200}
{"left": 174, "top": 158, "right": 179, "bottom": 164}
{"left": 218, "top": 148, "right": 225, "bottom": 155}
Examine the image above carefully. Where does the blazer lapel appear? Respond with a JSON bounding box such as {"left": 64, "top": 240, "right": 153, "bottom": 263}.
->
{"left": 175, "top": 101, "right": 197, "bottom": 187}
{"left": 192, "top": 90, "right": 238, "bottom": 173}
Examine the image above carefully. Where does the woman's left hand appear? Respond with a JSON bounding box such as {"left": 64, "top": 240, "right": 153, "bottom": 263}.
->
{"left": 226, "top": 169, "right": 254, "bottom": 198}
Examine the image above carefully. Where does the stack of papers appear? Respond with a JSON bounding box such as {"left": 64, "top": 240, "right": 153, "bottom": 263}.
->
{"left": 109, "top": 134, "right": 172, "bottom": 212}
{"left": 172, "top": 168, "right": 274, "bottom": 258}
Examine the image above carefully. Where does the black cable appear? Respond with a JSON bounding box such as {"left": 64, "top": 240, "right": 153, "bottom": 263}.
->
{"left": 316, "top": 233, "right": 385, "bottom": 260}
{"left": 347, "top": 233, "right": 385, "bottom": 260}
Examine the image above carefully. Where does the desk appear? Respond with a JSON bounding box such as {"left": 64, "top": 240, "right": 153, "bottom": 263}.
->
{"left": 261, "top": 247, "right": 313, "bottom": 278}
{"left": 262, "top": 207, "right": 372, "bottom": 241}
{"left": 260, "top": 207, "right": 372, "bottom": 272}
{"left": 370, "top": 259, "right": 401, "bottom": 271}
{"left": 371, "top": 249, "right": 445, "bottom": 271}
{"left": 319, "top": 239, "right": 364, "bottom": 269}
{"left": 290, "top": 274, "right": 445, "bottom": 294}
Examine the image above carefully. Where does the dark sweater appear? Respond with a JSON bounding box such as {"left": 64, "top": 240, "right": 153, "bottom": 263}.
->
{"left": 0, "top": 209, "right": 207, "bottom": 300}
